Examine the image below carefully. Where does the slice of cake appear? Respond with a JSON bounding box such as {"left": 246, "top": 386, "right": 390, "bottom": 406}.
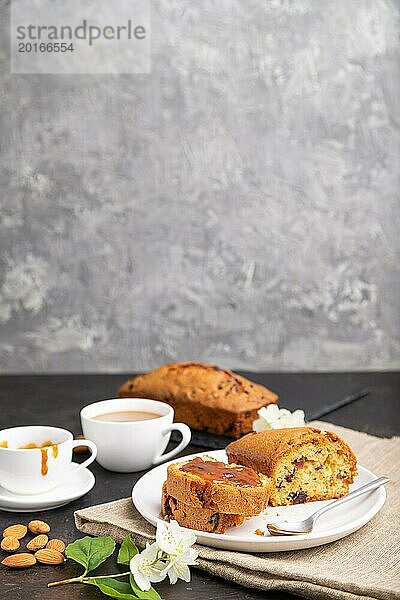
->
{"left": 166, "top": 455, "right": 270, "bottom": 516}
{"left": 118, "top": 362, "right": 278, "bottom": 438}
{"left": 226, "top": 427, "right": 357, "bottom": 506}
{"left": 161, "top": 482, "right": 244, "bottom": 534}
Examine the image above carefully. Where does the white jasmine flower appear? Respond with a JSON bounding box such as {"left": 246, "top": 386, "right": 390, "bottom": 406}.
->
{"left": 130, "top": 520, "right": 198, "bottom": 591}
{"left": 156, "top": 520, "right": 198, "bottom": 585}
{"left": 130, "top": 542, "right": 166, "bottom": 591}
{"left": 156, "top": 519, "right": 197, "bottom": 556}
{"left": 166, "top": 548, "right": 198, "bottom": 584}
{"left": 253, "top": 404, "right": 305, "bottom": 432}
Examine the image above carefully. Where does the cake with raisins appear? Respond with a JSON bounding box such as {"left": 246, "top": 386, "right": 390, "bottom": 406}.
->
{"left": 118, "top": 362, "right": 278, "bottom": 438}
{"left": 161, "top": 482, "right": 244, "bottom": 534}
{"left": 226, "top": 427, "right": 357, "bottom": 506}
{"left": 165, "top": 455, "right": 270, "bottom": 516}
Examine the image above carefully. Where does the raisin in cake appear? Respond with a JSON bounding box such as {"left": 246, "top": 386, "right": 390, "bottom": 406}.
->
{"left": 166, "top": 455, "right": 270, "bottom": 516}
{"left": 161, "top": 482, "right": 244, "bottom": 534}
{"left": 226, "top": 427, "right": 357, "bottom": 506}
{"left": 118, "top": 362, "right": 278, "bottom": 438}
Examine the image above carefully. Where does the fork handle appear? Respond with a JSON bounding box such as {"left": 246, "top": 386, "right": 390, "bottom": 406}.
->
{"left": 312, "top": 476, "right": 389, "bottom": 524}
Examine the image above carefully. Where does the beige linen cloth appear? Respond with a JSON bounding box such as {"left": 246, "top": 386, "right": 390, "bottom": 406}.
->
{"left": 75, "top": 422, "right": 400, "bottom": 600}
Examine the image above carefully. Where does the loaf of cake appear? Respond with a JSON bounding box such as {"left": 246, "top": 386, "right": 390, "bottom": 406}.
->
{"left": 165, "top": 455, "right": 270, "bottom": 516}
{"left": 226, "top": 427, "right": 357, "bottom": 506}
{"left": 118, "top": 362, "right": 278, "bottom": 437}
{"left": 161, "top": 482, "right": 245, "bottom": 534}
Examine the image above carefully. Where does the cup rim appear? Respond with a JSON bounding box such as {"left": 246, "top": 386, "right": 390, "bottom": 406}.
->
{"left": 0, "top": 425, "right": 72, "bottom": 452}
{"left": 80, "top": 397, "right": 173, "bottom": 424}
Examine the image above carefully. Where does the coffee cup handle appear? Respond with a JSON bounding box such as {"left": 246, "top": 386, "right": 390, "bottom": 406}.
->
{"left": 71, "top": 440, "right": 98, "bottom": 472}
{"left": 153, "top": 423, "right": 191, "bottom": 466}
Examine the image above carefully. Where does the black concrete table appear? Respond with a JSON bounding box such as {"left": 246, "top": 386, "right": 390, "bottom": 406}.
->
{"left": 0, "top": 372, "right": 399, "bottom": 600}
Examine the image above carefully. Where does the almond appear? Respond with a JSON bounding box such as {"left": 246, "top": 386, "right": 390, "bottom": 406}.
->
{"left": 2, "top": 524, "right": 27, "bottom": 539}
{"left": 73, "top": 434, "right": 89, "bottom": 454}
{"left": 28, "top": 520, "right": 50, "bottom": 534}
{"left": 1, "top": 536, "right": 20, "bottom": 552}
{"left": 46, "top": 538, "right": 65, "bottom": 553}
{"left": 1, "top": 553, "right": 36, "bottom": 568}
{"left": 26, "top": 534, "right": 48, "bottom": 551}
{"left": 35, "top": 548, "right": 65, "bottom": 565}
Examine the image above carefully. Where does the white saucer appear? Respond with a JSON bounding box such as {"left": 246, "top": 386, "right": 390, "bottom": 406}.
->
{"left": 0, "top": 464, "right": 95, "bottom": 512}
{"left": 132, "top": 449, "right": 386, "bottom": 553}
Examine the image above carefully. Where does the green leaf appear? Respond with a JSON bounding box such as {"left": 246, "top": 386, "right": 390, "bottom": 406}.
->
{"left": 117, "top": 535, "right": 139, "bottom": 565}
{"left": 130, "top": 574, "right": 163, "bottom": 600}
{"left": 65, "top": 536, "right": 116, "bottom": 574}
{"left": 86, "top": 577, "right": 139, "bottom": 599}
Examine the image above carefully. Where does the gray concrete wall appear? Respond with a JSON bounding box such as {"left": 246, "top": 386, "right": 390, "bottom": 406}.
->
{"left": 0, "top": 0, "right": 399, "bottom": 373}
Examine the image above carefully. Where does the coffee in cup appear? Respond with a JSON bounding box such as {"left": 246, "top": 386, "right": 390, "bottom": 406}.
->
{"left": 81, "top": 398, "right": 191, "bottom": 472}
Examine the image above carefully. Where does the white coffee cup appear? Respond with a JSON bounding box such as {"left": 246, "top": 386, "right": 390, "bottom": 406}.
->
{"left": 0, "top": 425, "right": 97, "bottom": 495}
{"left": 80, "top": 398, "right": 191, "bottom": 472}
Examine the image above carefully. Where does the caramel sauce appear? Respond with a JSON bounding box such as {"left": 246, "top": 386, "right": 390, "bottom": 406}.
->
{"left": 18, "top": 440, "right": 56, "bottom": 450}
{"left": 19, "top": 443, "right": 40, "bottom": 449}
{"left": 40, "top": 447, "right": 49, "bottom": 476}
{"left": 0, "top": 440, "right": 8, "bottom": 448}
{"left": 17, "top": 440, "right": 58, "bottom": 476}
{"left": 41, "top": 440, "right": 54, "bottom": 447}
{"left": 181, "top": 457, "right": 261, "bottom": 488}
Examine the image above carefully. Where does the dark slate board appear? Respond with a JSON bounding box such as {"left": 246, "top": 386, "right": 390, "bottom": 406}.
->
{"left": 171, "top": 387, "right": 370, "bottom": 449}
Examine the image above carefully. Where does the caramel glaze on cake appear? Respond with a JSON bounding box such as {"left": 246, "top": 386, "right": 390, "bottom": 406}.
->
{"left": 166, "top": 455, "right": 270, "bottom": 516}
{"left": 161, "top": 482, "right": 244, "bottom": 534}
{"left": 226, "top": 427, "right": 358, "bottom": 506}
{"left": 118, "top": 362, "right": 278, "bottom": 438}
{"left": 180, "top": 456, "right": 261, "bottom": 487}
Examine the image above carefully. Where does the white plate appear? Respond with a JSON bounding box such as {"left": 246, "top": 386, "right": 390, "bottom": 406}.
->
{"left": 0, "top": 464, "right": 95, "bottom": 512}
{"left": 132, "top": 449, "right": 386, "bottom": 552}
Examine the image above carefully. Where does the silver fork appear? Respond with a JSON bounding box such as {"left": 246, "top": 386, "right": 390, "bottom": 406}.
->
{"left": 267, "top": 476, "right": 389, "bottom": 536}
